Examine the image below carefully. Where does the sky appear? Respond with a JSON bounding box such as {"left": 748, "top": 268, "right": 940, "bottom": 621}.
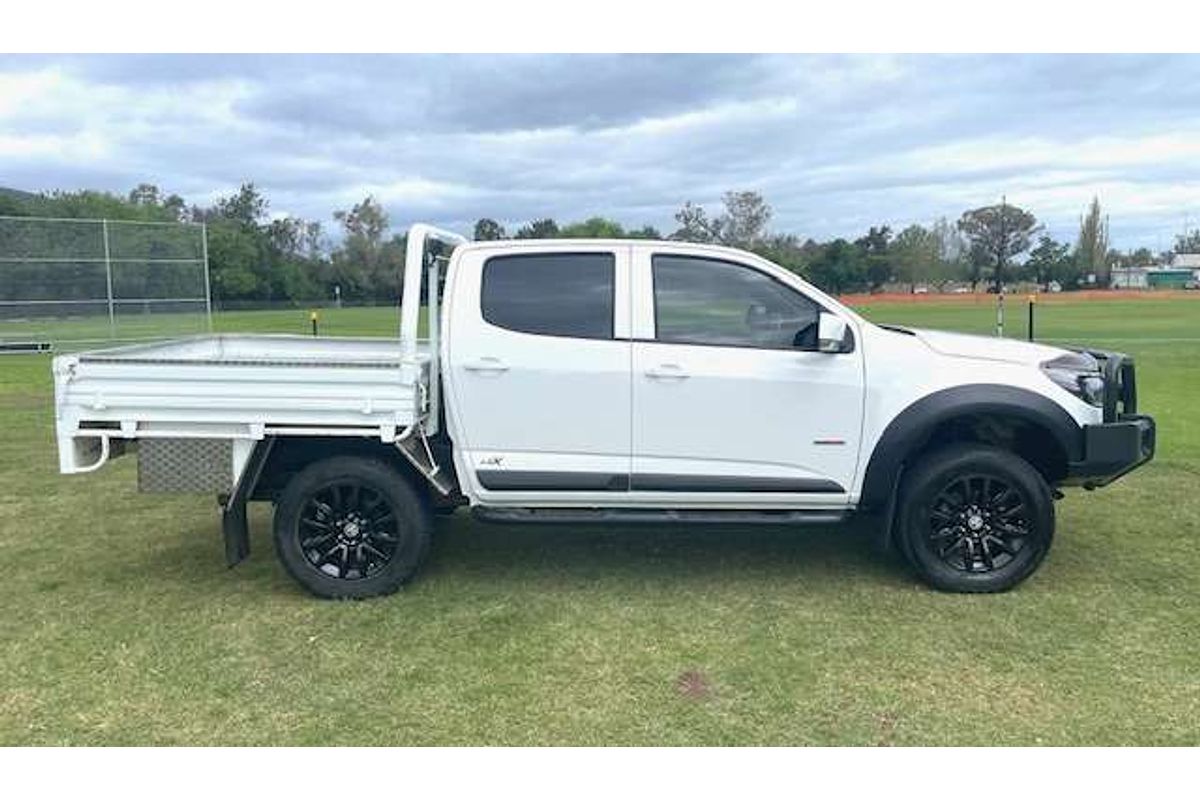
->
{"left": 1, "top": 53, "right": 1199, "bottom": 251}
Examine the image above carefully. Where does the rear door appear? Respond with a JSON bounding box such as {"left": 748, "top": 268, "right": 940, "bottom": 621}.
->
{"left": 444, "top": 244, "right": 632, "bottom": 503}
{"left": 629, "top": 246, "right": 864, "bottom": 506}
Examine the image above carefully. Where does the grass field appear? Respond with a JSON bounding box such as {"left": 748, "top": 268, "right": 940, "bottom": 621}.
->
{"left": 1, "top": 297, "right": 1197, "bottom": 745}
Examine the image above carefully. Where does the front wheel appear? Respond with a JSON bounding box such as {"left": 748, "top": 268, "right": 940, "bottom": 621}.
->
{"left": 896, "top": 444, "right": 1055, "bottom": 593}
{"left": 273, "top": 457, "right": 431, "bottom": 599}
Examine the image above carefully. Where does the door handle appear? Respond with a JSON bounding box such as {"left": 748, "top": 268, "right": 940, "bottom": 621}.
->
{"left": 463, "top": 357, "right": 510, "bottom": 374}
{"left": 645, "top": 363, "right": 689, "bottom": 380}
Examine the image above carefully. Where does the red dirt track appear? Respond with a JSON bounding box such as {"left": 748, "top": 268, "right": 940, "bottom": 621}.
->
{"left": 839, "top": 289, "right": 1197, "bottom": 305}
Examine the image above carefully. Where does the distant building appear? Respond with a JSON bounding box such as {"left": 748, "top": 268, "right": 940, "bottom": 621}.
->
{"left": 1167, "top": 254, "right": 1200, "bottom": 288}
{"left": 1147, "top": 269, "right": 1195, "bottom": 289}
{"left": 1111, "top": 257, "right": 1199, "bottom": 290}
{"left": 1111, "top": 266, "right": 1149, "bottom": 289}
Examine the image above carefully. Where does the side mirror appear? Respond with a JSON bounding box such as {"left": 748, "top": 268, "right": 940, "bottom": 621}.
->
{"left": 817, "top": 313, "right": 850, "bottom": 353}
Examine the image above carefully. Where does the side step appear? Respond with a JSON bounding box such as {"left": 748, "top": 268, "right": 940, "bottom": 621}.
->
{"left": 471, "top": 506, "right": 848, "bottom": 526}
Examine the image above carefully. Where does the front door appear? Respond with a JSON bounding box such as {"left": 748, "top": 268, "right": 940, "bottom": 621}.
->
{"left": 445, "top": 245, "right": 632, "bottom": 502}
{"left": 630, "top": 250, "right": 864, "bottom": 505}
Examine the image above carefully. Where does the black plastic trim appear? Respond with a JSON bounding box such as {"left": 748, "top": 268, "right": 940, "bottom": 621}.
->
{"left": 858, "top": 384, "right": 1084, "bottom": 512}
{"left": 477, "top": 469, "right": 629, "bottom": 491}
{"left": 476, "top": 470, "right": 844, "bottom": 494}
{"left": 1064, "top": 413, "right": 1156, "bottom": 488}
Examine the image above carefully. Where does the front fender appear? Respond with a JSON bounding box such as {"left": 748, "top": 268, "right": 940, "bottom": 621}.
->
{"left": 858, "top": 384, "right": 1084, "bottom": 513}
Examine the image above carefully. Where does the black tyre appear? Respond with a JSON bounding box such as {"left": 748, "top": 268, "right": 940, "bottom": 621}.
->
{"left": 896, "top": 444, "right": 1054, "bottom": 593}
{"left": 273, "top": 456, "right": 431, "bottom": 599}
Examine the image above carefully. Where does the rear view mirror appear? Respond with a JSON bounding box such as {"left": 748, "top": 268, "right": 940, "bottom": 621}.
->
{"left": 817, "top": 313, "right": 850, "bottom": 353}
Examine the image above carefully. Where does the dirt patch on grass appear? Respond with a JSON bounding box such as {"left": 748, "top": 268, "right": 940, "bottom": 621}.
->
{"left": 676, "top": 670, "right": 713, "bottom": 701}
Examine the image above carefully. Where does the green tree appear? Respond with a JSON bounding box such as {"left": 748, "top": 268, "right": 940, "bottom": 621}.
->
{"left": 215, "top": 183, "right": 269, "bottom": 228}
{"left": 1173, "top": 229, "right": 1200, "bottom": 254}
{"left": 0, "top": 194, "right": 25, "bottom": 216}
{"left": 1115, "top": 246, "right": 1156, "bottom": 268}
{"left": 1024, "top": 235, "right": 1074, "bottom": 290}
{"left": 127, "top": 183, "right": 187, "bottom": 221}
{"left": 265, "top": 217, "right": 324, "bottom": 301}
{"left": 201, "top": 183, "right": 278, "bottom": 301}
{"left": 965, "top": 241, "right": 991, "bottom": 292}
{"left": 332, "top": 196, "right": 395, "bottom": 301}
{"left": 1075, "top": 196, "right": 1111, "bottom": 287}
{"left": 25, "top": 188, "right": 180, "bottom": 223}
{"left": 626, "top": 225, "right": 663, "bottom": 240}
{"left": 957, "top": 200, "right": 1040, "bottom": 292}
{"left": 930, "top": 217, "right": 967, "bottom": 289}
{"left": 715, "top": 191, "right": 771, "bottom": 247}
{"left": 806, "top": 239, "right": 866, "bottom": 295}
{"left": 204, "top": 221, "right": 261, "bottom": 299}
{"left": 671, "top": 202, "right": 717, "bottom": 243}
{"left": 671, "top": 191, "right": 772, "bottom": 247}
{"left": 891, "top": 224, "right": 939, "bottom": 292}
{"left": 473, "top": 218, "right": 506, "bottom": 241}
{"left": 560, "top": 217, "right": 626, "bottom": 238}
{"left": 515, "top": 218, "right": 560, "bottom": 239}
{"left": 753, "top": 234, "right": 812, "bottom": 276}
{"left": 855, "top": 225, "right": 893, "bottom": 290}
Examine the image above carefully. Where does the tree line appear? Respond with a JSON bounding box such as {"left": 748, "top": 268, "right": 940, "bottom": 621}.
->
{"left": 1, "top": 182, "right": 1192, "bottom": 305}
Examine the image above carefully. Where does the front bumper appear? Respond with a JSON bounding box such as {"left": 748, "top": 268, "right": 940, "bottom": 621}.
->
{"left": 1064, "top": 413, "right": 1156, "bottom": 488}
{"left": 1060, "top": 347, "right": 1155, "bottom": 488}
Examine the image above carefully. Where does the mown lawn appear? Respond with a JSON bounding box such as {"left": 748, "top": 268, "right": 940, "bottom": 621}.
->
{"left": 0, "top": 297, "right": 1197, "bottom": 745}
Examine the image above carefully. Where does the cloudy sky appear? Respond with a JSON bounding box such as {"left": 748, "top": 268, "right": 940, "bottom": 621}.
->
{"left": 2, "top": 54, "right": 1199, "bottom": 250}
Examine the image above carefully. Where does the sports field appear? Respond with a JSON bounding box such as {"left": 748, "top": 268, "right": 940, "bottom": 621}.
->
{"left": 0, "top": 295, "right": 1197, "bottom": 745}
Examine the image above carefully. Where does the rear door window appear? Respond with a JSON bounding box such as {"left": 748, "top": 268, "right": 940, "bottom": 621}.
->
{"left": 481, "top": 253, "right": 615, "bottom": 340}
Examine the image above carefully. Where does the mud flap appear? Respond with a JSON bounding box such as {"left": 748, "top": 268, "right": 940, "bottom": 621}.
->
{"left": 221, "top": 438, "right": 275, "bottom": 567}
{"left": 222, "top": 499, "right": 251, "bottom": 566}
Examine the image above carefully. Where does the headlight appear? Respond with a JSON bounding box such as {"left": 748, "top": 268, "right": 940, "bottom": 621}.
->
{"left": 1041, "top": 352, "right": 1105, "bottom": 407}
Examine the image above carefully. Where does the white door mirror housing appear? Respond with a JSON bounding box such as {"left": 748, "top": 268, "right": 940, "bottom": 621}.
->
{"left": 817, "top": 313, "right": 850, "bottom": 353}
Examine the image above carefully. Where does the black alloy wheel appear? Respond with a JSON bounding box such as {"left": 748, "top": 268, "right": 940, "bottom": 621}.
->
{"left": 897, "top": 444, "right": 1055, "bottom": 593}
{"left": 274, "top": 457, "right": 431, "bottom": 599}
{"left": 927, "top": 474, "right": 1031, "bottom": 574}
{"left": 298, "top": 481, "right": 399, "bottom": 580}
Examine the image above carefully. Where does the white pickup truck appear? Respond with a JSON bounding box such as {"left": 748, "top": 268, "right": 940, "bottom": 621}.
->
{"left": 52, "top": 224, "right": 1155, "bottom": 597}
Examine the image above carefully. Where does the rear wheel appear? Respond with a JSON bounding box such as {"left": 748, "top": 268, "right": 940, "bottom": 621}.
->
{"left": 273, "top": 457, "right": 431, "bottom": 599}
{"left": 896, "top": 444, "right": 1054, "bottom": 593}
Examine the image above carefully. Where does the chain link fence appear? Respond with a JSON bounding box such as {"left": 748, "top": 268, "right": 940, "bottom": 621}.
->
{"left": 0, "top": 215, "right": 211, "bottom": 348}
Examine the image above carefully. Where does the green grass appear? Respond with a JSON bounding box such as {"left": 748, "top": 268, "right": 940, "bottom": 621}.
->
{"left": 1, "top": 305, "right": 409, "bottom": 345}
{"left": 1, "top": 298, "right": 1198, "bottom": 745}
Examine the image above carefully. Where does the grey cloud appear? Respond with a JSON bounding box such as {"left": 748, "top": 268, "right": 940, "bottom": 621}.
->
{"left": 1, "top": 54, "right": 1199, "bottom": 249}
{"left": 230, "top": 54, "right": 773, "bottom": 135}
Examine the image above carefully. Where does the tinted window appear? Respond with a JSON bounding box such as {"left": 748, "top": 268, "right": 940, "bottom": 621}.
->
{"left": 653, "top": 255, "right": 820, "bottom": 349}
{"left": 482, "top": 253, "right": 615, "bottom": 339}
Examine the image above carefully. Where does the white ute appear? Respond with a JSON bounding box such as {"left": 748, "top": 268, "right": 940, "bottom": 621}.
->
{"left": 52, "top": 224, "right": 1156, "bottom": 597}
